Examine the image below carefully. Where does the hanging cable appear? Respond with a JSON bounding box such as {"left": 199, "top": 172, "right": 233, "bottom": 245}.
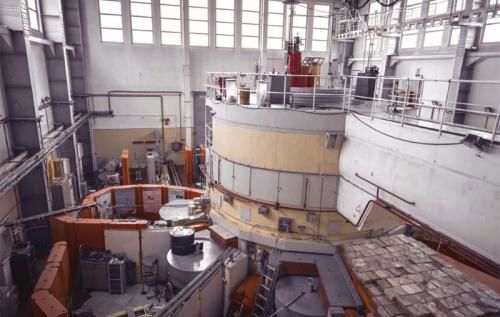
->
{"left": 375, "top": 0, "right": 403, "bottom": 7}
{"left": 350, "top": 112, "right": 463, "bottom": 146}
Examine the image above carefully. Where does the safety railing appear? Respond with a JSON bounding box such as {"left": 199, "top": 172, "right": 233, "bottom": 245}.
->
{"left": 205, "top": 71, "right": 500, "bottom": 143}
{"left": 334, "top": 10, "right": 365, "bottom": 40}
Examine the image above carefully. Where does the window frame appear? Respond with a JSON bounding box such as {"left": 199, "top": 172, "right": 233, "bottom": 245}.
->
{"left": 404, "top": 0, "right": 422, "bottom": 21}
{"left": 215, "top": 0, "right": 235, "bottom": 48}
{"left": 427, "top": 0, "right": 449, "bottom": 17}
{"left": 311, "top": 4, "right": 330, "bottom": 52}
{"left": 189, "top": 0, "right": 210, "bottom": 47}
{"left": 400, "top": 29, "right": 419, "bottom": 49}
{"left": 289, "top": 3, "right": 308, "bottom": 51}
{"left": 423, "top": 25, "right": 444, "bottom": 47}
{"left": 98, "top": 0, "right": 124, "bottom": 43}
{"left": 482, "top": 14, "right": 500, "bottom": 44}
{"left": 241, "top": 0, "right": 261, "bottom": 49}
{"left": 266, "top": 0, "right": 286, "bottom": 50}
{"left": 160, "top": 0, "right": 182, "bottom": 46}
{"left": 129, "top": 0, "right": 154, "bottom": 44}
{"left": 26, "top": 0, "right": 43, "bottom": 32}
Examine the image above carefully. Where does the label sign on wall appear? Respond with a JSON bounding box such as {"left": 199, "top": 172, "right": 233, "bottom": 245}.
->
{"left": 96, "top": 192, "right": 113, "bottom": 218}
{"left": 143, "top": 188, "right": 162, "bottom": 213}
{"left": 114, "top": 188, "right": 136, "bottom": 215}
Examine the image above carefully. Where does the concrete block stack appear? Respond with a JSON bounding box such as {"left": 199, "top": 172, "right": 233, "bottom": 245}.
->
{"left": 341, "top": 234, "right": 500, "bottom": 317}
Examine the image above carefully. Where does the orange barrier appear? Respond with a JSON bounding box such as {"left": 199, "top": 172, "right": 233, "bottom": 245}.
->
{"left": 49, "top": 184, "right": 204, "bottom": 284}
{"left": 184, "top": 146, "right": 193, "bottom": 185}
{"left": 32, "top": 243, "right": 71, "bottom": 317}
{"left": 79, "top": 185, "right": 203, "bottom": 219}
{"left": 121, "top": 149, "right": 131, "bottom": 185}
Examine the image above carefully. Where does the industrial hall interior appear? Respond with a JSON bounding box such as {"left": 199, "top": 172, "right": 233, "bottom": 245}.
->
{"left": 0, "top": 0, "right": 500, "bottom": 316}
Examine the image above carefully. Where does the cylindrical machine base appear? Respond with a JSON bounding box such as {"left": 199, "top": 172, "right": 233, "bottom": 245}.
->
{"left": 166, "top": 237, "right": 223, "bottom": 289}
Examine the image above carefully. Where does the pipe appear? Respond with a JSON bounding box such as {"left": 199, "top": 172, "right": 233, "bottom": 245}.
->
{"left": 355, "top": 172, "right": 415, "bottom": 205}
{"left": 0, "top": 113, "right": 91, "bottom": 200}
{"left": 212, "top": 182, "right": 336, "bottom": 213}
{"left": 0, "top": 151, "right": 29, "bottom": 177}
{"left": 1, "top": 202, "right": 96, "bottom": 227}
{"left": 75, "top": 91, "right": 184, "bottom": 158}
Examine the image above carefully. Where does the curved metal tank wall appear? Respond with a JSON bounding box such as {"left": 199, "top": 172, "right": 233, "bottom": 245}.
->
{"left": 206, "top": 101, "right": 404, "bottom": 250}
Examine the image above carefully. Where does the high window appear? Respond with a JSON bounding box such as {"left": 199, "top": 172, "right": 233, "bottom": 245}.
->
{"left": 289, "top": 4, "right": 308, "bottom": 50}
{"left": 483, "top": 15, "right": 500, "bottom": 43}
{"left": 267, "top": 1, "right": 285, "bottom": 50}
{"left": 241, "top": 0, "right": 260, "bottom": 48}
{"left": 428, "top": 0, "right": 448, "bottom": 16}
{"left": 160, "top": 0, "right": 182, "bottom": 45}
{"left": 189, "top": 0, "right": 209, "bottom": 47}
{"left": 390, "top": 2, "right": 401, "bottom": 25}
{"left": 423, "top": 26, "right": 443, "bottom": 46}
{"left": 216, "top": 0, "right": 235, "bottom": 48}
{"left": 449, "top": 26, "right": 460, "bottom": 45}
{"left": 99, "top": 0, "right": 124, "bottom": 42}
{"left": 311, "top": 4, "right": 330, "bottom": 52}
{"left": 455, "top": 0, "right": 479, "bottom": 11}
{"left": 405, "top": 0, "right": 422, "bottom": 21}
{"left": 368, "top": 1, "right": 382, "bottom": 27}
{"left": 27, "top": 0, "right": 41, "bottom": 31}
{"left": 130, "top": 0, "right": 153, "bottom": 44}
{"left": 400, "top": 29, "right": 418, "bottom": 48}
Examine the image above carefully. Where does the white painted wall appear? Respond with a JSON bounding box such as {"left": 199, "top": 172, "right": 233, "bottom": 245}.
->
{"left": 338, "top": 114, "right": 500, "bottom": 264}
{"left": 465, "top": 57, "right": 500, "bottom": 130}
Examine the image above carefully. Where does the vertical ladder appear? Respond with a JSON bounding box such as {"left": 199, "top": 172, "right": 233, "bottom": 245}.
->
{"left": 253, "top": 264, "right": 280, "bottom": 317}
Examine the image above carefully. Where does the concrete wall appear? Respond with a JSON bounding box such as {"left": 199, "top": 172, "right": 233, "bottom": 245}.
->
{"left": 79, "top": 0, "right": 331, "bottom": 160}
{"left": 339, "top": 114, "right": 500, "bottom": 264}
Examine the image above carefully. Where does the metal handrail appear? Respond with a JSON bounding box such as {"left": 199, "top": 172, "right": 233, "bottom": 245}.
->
{"left": 205, "top": 71, "right": 500, "bottom": 142}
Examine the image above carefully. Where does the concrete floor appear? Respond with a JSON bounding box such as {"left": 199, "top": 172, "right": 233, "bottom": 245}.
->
{"left": 79, "top": 284, "right": 162, "bottom": 316}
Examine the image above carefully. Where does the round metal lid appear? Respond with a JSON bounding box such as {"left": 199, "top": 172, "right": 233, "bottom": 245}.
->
{"left": 166, "top": 238, "right": 223, "bottom": 273}
{"left": 159, "top": 199, "right": 203, "bottom": 223}
{"left": 170, "top": 226, "right": 194, "bottom": 238}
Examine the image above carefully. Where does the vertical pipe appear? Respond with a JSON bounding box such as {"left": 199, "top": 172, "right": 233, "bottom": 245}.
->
{"left": 283, "top": 73, "right": 287, "bottom": 107}
{"left": 342, "top": 77, "right": 347, "bottom": 112}
{"left": 236, "top": 72, "right": 240, "bottom": 105}
{"left": 312, "top": 80, "right": 317, "bottom": 111}
{"left": 390, "top": 78, "right": 396, "bottom": 114}
{"left": 371, "top": 77, "right": 378, "bottom": 120}
{"left": 348, "top": 77, "right": 352, "bottom": 112}
{"left": 439, "top": 80, "right": 451, "bottom": 136}
{"left": 490, "top": 104, "right": 500, "bottom": 145}
{"left": 401, "top": 78, "right": 410, "bottom": 127}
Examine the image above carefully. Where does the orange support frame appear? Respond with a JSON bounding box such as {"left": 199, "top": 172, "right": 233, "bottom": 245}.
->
{"left": 121, "top": 149, "right": 131, "bottom": 185}
{"left": 184, "top": 146, "right": 193, "bottom": 185}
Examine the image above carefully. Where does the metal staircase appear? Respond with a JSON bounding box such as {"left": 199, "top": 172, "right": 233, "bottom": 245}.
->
{"left": 252, "top": 264, "right": 280, "bottom": 317}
